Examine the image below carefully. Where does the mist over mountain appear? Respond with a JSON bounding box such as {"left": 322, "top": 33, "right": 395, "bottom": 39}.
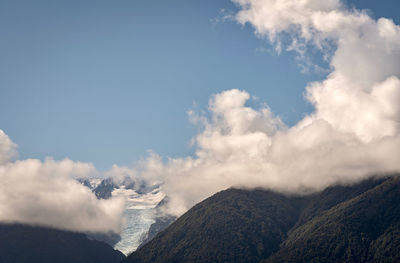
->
{"left": 0, "top": 0, "right": 399, "bottom": 262}
{"left": 0, "top": 130, "right": 125, "bottom": 234}
{"left": 125, "top": 175, "right": 400, "bottom": 263}
{"left": 1, "top": 175, "right": 398, "bottom": 263}
{"left": 76, "top": 176, "right": 164, "bottom": 253}
{"left": 113, "top": 0, "right": 400, "bottom": 220}
{"left": 1, "top": 0, "right": 400, "bottom": 238}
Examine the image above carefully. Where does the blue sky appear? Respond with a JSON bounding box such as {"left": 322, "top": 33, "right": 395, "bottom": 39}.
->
{"left": 0, "top": 0, "right": 398, "bottom": 170}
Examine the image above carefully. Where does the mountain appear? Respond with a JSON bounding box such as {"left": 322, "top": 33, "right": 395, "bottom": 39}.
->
{"left": 80, "top": 176, "right": 165, "bottom": 252}
{"left": 92, "top": 178, "right": 118, "bottom": 199}
{"left": 78, "top": 176, "right": 165, "bottom": 254}
{"left": 265, "top": 176, "right": 400, "bottom": 263}
{"left": 79, "top": 177, "right": 159, "bottom": 200}
{"left": 125, "top": 175, "right": 399, "bottom": 263}
{"left": 138, "top": 197, "right": 176, "bottom": 248}
{"left": 0, "top": 224, "right": 125, "bottom": 263}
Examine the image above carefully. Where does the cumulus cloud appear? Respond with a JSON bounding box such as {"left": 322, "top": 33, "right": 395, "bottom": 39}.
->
{"left": 2, "top": 0, "right": 400, "bottom": 227}
{"left": 131, "top": 0, "right": 400, "bottom": 217}
{"left": 0, "top": 130, "right": 17, "bottom": 165}
{"left": 233, "top": 0, "right": 400, "bottom": 141}
{"left": 143, "top": 90, "right": 400, "bottom": 216}
{"left": 105, "top": 161, "right": 162, "bottom": 193}
{"left": 0, "top": 131, "right": 125, "bottom": 234}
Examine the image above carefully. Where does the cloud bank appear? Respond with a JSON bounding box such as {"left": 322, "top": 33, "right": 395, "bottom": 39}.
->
{"left": 1, "top": 0, "right": 400, "bottom": 227}
{"left": 0, "top": 131, "right": 124, "bottom": 234}
{"left": 132, "top": 0, "right": 400, "bottom": 216}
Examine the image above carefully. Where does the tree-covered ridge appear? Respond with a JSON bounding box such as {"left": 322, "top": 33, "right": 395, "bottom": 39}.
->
{"left": 0, "top": 224, "right": 125, "bottom": 263}
{"left": 126, "top": 176, "right": 399, "bottom": 263}
{"left": 266, "top": 176, "right": 400, "bottom": 263}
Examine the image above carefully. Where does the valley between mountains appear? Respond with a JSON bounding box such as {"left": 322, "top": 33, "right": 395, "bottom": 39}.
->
{"left": 1, "top": 175, "right": 399, "bottom": 263}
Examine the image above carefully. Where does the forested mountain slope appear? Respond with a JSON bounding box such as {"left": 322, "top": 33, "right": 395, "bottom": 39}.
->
{"left": 126, "top": 176, "right": 399, "bottom": 263}
{"left": 0, "top": 224, "right": 125, "bottom": 263}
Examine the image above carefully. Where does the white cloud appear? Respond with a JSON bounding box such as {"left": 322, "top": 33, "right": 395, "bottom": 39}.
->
{"left": 1, "top": 0, "right": 400, "bottom": 227}
{"left": 140, "top": 90, "right": 400, "bottom": 216}
{"left": 0, "top": 130, "right": 17, "bottom": 165}
{"left": 0, "top": 131, "right": 125, "bottom": 234}
{"left": 131, "top": 0, "right": 400, "bottom": 217}
{"left": 233, "top": 0, "right": 400, "bottom": 141}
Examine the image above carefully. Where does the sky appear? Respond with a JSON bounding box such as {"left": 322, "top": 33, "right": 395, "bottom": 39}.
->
{"left": 1, "top": 0, "right": 398, "bottom": 170}
{"left": 1, "top": 0, "right": 400, "bottom": 234}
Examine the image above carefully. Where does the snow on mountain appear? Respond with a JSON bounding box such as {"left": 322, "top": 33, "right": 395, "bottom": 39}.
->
{"left": 112, "top": 187, "right": 164, "bottom": 255}
{"left": 79, "top": 177, "right": 165, "bottom": 255}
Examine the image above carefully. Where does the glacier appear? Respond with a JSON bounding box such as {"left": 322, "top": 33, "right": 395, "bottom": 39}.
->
{"left": 112, "top": 187, "right": 164, "bottom": 255}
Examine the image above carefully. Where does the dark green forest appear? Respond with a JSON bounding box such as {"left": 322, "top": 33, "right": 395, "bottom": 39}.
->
{"left": 126, "top": 176, "right": 400, "bottom": 263}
